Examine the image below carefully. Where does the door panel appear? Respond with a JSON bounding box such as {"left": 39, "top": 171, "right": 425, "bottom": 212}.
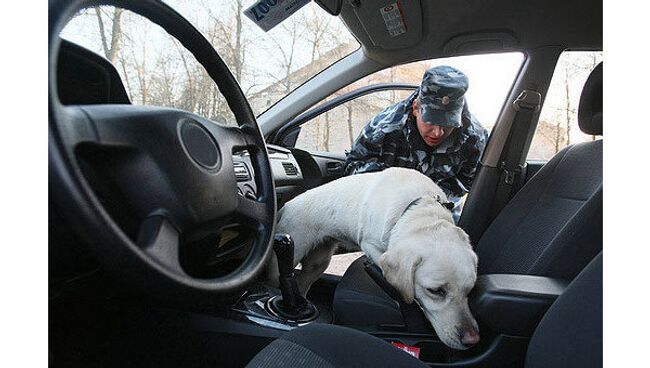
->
{"left": 312, "top": 152, "right": 347, "bottom": 183}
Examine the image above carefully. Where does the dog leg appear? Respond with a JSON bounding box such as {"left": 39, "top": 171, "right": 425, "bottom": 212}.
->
{"left": 295, "top": 242, "right": 337, "bottom": 298}
{"left": 265, "top": 252, "right": 280, "bottom": 288}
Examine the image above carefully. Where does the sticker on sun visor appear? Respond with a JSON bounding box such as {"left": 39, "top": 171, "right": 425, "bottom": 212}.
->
{"left": 244, "top": 0, "right": 311, "bottom": 32}
{"left": 380, "top": 2, "right": 407, "bottom": 37}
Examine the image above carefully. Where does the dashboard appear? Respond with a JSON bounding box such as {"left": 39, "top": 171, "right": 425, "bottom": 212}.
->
{"left": 233, "top": 144, "right": 304, "bottom": 203}
{"left": 233, "top": 143, "right": 347, "bottom": 210}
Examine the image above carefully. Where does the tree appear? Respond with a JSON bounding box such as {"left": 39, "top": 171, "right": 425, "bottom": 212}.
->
{"left": 347, "top": 103, "right": 355, "bottom": 147}
{"left": 562, "top": 61, "right": 578, "bottom": 150}
{"left": 206, "top": 0, "right": 246, "bottom": 83}
{"left": 94, "top": 7, "right": 123, "bottom": 64}
{"left": 133, "top": 41, "right": 149, "bottom": 105}
{"left": 303, "top": 7, "right": 334, "bottom": 62}
{"left": 272, "top": 19, "right": 304, "bottom": 94}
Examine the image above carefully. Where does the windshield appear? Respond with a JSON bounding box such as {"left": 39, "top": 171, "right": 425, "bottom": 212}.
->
{"left": 60, "top": 0, "right": 359, "bottom": 119}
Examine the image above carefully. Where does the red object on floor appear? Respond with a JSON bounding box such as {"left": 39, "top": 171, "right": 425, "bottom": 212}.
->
{"left": 390, "top": 342, "right": 421, "bottom": 359}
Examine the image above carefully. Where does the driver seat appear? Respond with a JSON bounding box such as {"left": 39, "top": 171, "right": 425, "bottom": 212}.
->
{"left": 332, "top": 62, "right": 603, "bottom": 329}
{"left": 247, "top": 253, "right": 602, "bottom": 367}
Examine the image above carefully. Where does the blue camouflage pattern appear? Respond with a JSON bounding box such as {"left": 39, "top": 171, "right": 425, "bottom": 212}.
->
{"left": 418, "top": 65, "right": 469, "bottom": 128}
{"left": 344, "top": 87, "right": 488, "bottom": 200}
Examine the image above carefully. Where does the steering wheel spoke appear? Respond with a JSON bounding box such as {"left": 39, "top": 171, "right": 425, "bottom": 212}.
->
{"left": 136, "top": 215, "right": 183, "bottom": 274}
{"left": 54, "top": 106, "right": 102, "bottom": 149}
{"left": 235, "top": 195, "right": 272, "bottom": 227}
{"left": 199, "top": 119, "right": 254, "bottom": 154}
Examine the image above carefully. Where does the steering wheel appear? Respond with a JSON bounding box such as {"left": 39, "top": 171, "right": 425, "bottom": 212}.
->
{"left": 49, "top": 0, "right": 276, "bottom": 302}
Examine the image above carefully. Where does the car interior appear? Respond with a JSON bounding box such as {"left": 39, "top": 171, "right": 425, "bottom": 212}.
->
{"left": 49, "top": 0, "right": 603, "bottom": 367}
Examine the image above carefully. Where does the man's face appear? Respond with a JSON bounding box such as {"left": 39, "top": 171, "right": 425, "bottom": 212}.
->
{"left": 413, "top": 100, "right": 455, "bottom": 147}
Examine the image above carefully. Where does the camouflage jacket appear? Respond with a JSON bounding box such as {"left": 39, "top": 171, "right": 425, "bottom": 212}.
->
{"left": 344, "top": 90, "right": 488, "bottom": 199}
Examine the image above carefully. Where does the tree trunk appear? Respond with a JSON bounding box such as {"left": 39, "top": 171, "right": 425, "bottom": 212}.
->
{"left": 316, "top": 119, "right": 322, "bottom": 150}
{"left": 109, "top": 8, "right": 123, "bottom": 63}
{"left": 95, "top": 7, "right": 111, "bottom": 59}
{"left": 347, "top": 103, "right": 354, "bottom": 147}
{"left": 324, "top": 112, "right": 330, "bottom": 151}
{"left": 176, "top": 43, "right": 195, "bottom": 111}
{"left": 133, "top": 45, "right": 148, "bottom": 105}
{"left": 94, "top": 7, "right": 123, "bottom": 63}
{"left": 118, "top": 57, "right": 133, "bottom": 100}
{"left": 564, "top": 67, "right": 571, "bottom": 147}
{"left": 233, "top": 0, "right": 243, "bottom": 82}
{"left": 554, "top": 119, "right": 561, "bottom": 153}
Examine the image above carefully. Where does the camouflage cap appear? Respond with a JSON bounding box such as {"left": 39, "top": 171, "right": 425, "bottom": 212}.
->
{"left": 417, "top": 65, "right": 469, "bottom": 128}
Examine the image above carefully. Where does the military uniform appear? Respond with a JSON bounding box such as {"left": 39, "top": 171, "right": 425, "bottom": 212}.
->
{"left": 344, "top": 66, "right": 488, "bottom": 217}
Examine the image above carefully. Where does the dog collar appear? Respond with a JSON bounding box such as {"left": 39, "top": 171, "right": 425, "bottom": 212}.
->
{"left": 438, "top": 196, "right": 456, "bottom": 211}
{"left": 400, "top": 195, "right": 455, "bottom": 218}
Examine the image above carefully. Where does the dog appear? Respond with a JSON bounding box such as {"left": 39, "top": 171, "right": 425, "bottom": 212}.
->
{"left": 269, "top": 167, "right": 480, "bottom": 349}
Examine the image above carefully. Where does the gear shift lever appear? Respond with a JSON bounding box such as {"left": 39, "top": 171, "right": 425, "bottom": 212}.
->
{"left": 267, "top": 234, "right": 318, "bottom": 322}
{"left": 273, "top": 234, "right": 305, "bottom": 309}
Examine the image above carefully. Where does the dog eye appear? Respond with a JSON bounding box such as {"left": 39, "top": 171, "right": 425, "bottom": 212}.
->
{"left": 427, "top": 287, "right": 447, "bottom": 298}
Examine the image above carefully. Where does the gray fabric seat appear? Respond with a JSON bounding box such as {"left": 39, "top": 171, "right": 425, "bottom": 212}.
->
{"left": 333, "top": 63, "right": 603, "bottom": 328}
{"left": 248, "top": 253, "right": 602, "bottom": 368}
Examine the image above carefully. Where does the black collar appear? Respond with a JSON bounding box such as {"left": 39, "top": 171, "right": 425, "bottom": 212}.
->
{"left": 400, "top": 195, "right": 454, "bottom": 218}
{"left": 440, "top": 198, "right": 456, "bottom": 211}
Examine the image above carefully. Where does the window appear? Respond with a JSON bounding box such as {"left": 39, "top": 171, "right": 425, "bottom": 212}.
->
{"left": 528, "top": 51, "right": 603, "bottom": 161}
{"left": 294, "top": 53, "right": 524, "bottom": 154}
{"left": 59, "top": 1, "right": 359, "bottom": 123}
{"left": 295, "top": 88, "right": 416, "bottom": 153}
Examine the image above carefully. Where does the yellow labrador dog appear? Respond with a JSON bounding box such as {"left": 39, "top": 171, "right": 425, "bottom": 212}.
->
{"left": 270, "top": 167, "right": 480, "bottom": 349}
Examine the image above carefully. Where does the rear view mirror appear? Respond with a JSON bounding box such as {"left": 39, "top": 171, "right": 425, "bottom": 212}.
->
{"left": 314, "top": 0, "right": 343, "bottom": 16}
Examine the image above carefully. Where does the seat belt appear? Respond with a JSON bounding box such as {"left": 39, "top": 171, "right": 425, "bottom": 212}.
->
{"left": 363, "top": 259, "right": 432, "bottom": 332}
{"left": 363, "top": 259, "right": 402, "bottom": 302}
{"left": 489, "top": 89, "right": 542, "bottom": 220}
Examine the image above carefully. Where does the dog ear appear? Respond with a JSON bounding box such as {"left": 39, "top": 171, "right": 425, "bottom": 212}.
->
{"left": 453, "top": 227, "right": 479, "bottom": 270}
{"left": 454, "top": 227, "right": 472, "bottom": 247}
{"left": 379, "top": 249, "right": 422, "bottom": 304}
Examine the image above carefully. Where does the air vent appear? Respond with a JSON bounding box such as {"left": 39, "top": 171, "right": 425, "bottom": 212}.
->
{"left": 233, "top": 163, "right": 250, "bottom": 181}
{"left": 282, "top": 162, "right": 298, "bottom": 176}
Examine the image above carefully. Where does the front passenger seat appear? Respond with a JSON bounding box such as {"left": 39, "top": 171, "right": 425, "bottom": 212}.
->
{"left": 332, "top": 62, "right": 603, "bottom": 328}
{"left": 247, "top": 253, "right": 603, "bottom": 367}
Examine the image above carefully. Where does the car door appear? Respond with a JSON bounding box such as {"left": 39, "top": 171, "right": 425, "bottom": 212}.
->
{"left": 269, "top": 52, "right": 525, "bottom": 269}
{"left": 272, "top": 52, "right": 524, "bottom": 205}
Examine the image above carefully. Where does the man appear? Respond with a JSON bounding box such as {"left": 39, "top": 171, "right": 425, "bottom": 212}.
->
{"left": 345, "top": 65, "right": 488, "bottom": 221}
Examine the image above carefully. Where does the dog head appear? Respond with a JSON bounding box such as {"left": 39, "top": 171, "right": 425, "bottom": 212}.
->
{"left": 379, "top": 220, "right": 479, "bottom": 350}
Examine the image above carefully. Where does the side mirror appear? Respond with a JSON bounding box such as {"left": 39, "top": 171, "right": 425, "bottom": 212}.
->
{"left": 314, "top": 0, "right": 343, "bottom": 16}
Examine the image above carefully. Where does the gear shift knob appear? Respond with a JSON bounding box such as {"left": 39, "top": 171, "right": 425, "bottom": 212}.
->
{"left": 267, "top": 233, "right": 318, "bottom": 322}
{"left": 273, "top": 233, "right": 295, "bottom": 276}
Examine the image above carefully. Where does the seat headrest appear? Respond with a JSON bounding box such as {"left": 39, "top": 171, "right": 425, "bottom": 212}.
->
{"left": 578, "top": 62, "right": 603, "bottom": 135}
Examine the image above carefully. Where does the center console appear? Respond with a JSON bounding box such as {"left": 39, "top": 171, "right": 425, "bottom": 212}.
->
{"left": 229, "top": 234, "right": 322, "bottom": 330}
{"left": 214, "top": 243, "right": 569, "bottom": 367}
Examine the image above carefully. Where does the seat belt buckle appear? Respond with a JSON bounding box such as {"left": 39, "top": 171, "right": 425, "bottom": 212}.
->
{"left": 513, "top": 90, "right": 542, "bottom": 112}
{"left": 500, "top": 161, "right": 524, "bottom": 185}
{"left": 504, "top": 169, "right": 516, "bottom": 185}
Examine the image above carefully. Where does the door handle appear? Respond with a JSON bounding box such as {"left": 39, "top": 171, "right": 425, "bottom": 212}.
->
{"left": 326, "top": 161, "right": 343, "bottom": 174}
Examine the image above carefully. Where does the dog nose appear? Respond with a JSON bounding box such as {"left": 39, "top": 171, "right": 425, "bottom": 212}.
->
{"left": 461, "top": 329, "right": 480, "bottom": 347}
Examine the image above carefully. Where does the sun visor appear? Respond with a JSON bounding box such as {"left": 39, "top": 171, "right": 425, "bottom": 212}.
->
{"left": 349, "top": 0, "right": 423, "bottom": 50}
